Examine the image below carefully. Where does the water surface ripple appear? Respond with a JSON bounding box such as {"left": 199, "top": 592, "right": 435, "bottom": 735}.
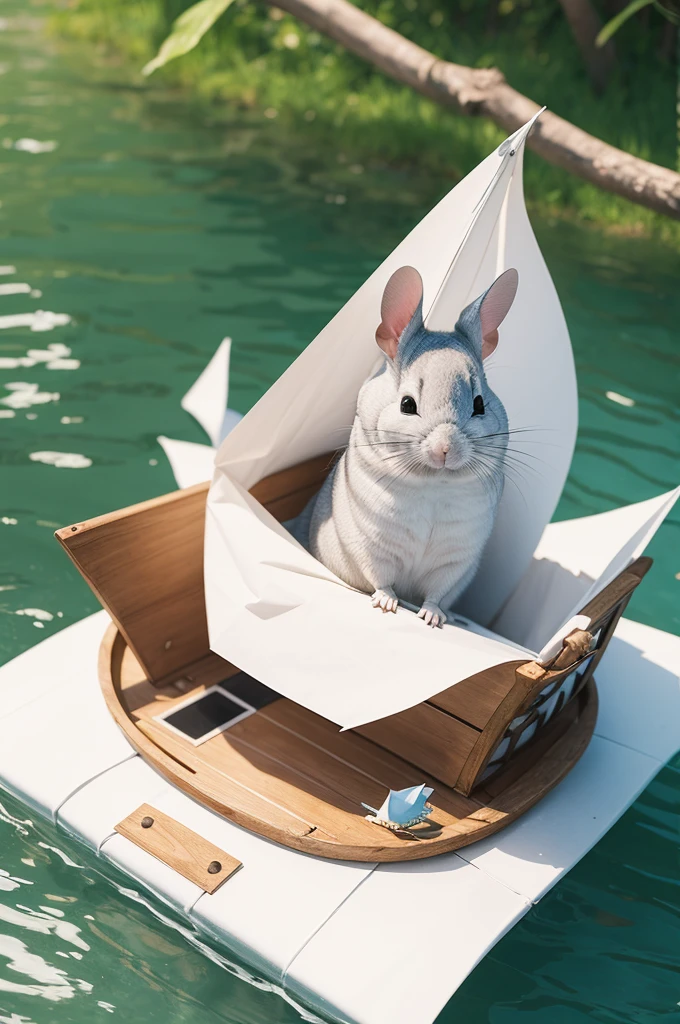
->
{"left": 0, "top": 4, "right": 679, "bottom": 1023}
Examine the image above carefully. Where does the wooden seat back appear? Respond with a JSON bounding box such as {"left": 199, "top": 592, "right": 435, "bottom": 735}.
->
{"left": 56, "top": 453, "right": 333, "bottom": 684}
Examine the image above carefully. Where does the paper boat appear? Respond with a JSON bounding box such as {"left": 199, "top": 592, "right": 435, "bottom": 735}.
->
{"left": 363, "top": 784, "right": 435, "bottom": 830}
{"left": 1, "top": 113, "right": 679, "bottom": 1024}
{"left": 47, "top": 112, "right": 678, "bottom": 866}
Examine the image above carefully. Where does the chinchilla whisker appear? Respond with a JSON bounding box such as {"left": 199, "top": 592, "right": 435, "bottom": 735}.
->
{"left": 474, "top": 443, "right": 547, "bottom": 471}
{"left": 472, "top": 452, "right": 531, "bottom": 512}
{"left": 483, "top": 452, "right": 543, "bottom": 481}
{"left": 477, "top": 439, "right": 548, "bottom": 459}
{"left": 472, "top": 438, "right": 545, "bottom": 465}
{"left": 351, "top": 441, "right": 419, "bottom": 449}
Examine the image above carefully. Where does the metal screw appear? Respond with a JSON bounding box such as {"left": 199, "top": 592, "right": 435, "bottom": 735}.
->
{"left": 141, "top": 816, "right": 154, "bottom": 829}
{"left": 71, "top": 526, "right": 77, "bottom": 532}
{"left": 207, "top": 860, "right": 221, "bottom": 874}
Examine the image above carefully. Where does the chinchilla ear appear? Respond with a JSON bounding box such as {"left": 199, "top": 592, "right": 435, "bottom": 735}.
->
{"left": 375, "top": 266, "right": 423, "bottom": 361}
{"left": 456, "top": 268, "right": 519, "bottom": 361}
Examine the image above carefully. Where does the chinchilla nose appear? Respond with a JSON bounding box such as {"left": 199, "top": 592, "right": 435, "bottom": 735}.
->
{"left": 425, "top": 424, "right": 462, "bottom": 469}
{"left": 431, "top": 440, "right": 449, "bottom": 468}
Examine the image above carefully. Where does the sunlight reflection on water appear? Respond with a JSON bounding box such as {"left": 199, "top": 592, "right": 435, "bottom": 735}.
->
{"left": 0, "top": 1, "right": 678, "bottom": 1023}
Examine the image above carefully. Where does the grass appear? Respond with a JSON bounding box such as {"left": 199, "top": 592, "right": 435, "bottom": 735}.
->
{"left": 50, "top": 0, "right": 680, "bottom": 246}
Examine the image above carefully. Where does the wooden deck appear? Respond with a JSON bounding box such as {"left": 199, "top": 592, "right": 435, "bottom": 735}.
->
{"left": 100, "top": 624, "right": 598, "bottom": 862}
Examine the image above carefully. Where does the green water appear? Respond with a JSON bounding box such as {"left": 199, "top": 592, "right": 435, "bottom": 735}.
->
{"left": 0, "top": 3, "right": 679, "bottom": 1022}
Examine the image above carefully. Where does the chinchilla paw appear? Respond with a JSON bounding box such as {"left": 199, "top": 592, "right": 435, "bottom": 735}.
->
{"left": 417, "top": 602, "right": 447, "bottom": 628}
{"left": 371, "top": 588, "right": 399, "bottom": 613}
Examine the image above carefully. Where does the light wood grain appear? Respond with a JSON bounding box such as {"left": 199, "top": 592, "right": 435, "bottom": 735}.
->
{"left": 60, "top": 454, "right": 641, "bottom": 860}
{"left": 58, "top": 482, "right": 210, "bottom": 683}
{"left": 426, "top": 661, "right": 521, "bottom": 730}
{"left": 99, "top": 623, "right": 599, "bottom": 862}
{"left": 356, "top": 701, "right": 479, "bottom": 788}
{"left": 453, "top": 557, "right": 650, "bottom": 796}
{"left": 57, "top": 452, "right": 336, "bottom": 683}
{"left": 114, "top": 803, "right": 242, "bottom": 894}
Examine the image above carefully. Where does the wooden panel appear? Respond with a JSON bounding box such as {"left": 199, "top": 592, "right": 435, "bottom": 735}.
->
{"left": 227, "top": 711, "right": 472, "bottom": 829}
{"left": 481, "top": 685, "right": 597, "bottom": 811}
{"left": 57, "top": 483, "right": 209, "bottom": 685}
{"left": 249, "top": 453, "right": 335, "bottom": 507}
{"left": 580, "top": 558, "right": 650, "bottom": 627}
{"left": 139, "top": 719, "right": 409, "bottom": 850}
{"left": 426, "top": 661, "right": 522, "bottom": 730}
{"left": 356, "top": 702, "right": 479, "bottom": 788}
{"left": 261, "top": 700, "right": 479, "bottom": 821}
{"left": 114, "top": 803, "right": 242, "bottom": 894}
{"left": 101, "top": 625, "right": 598, "bottom": 862}
{"left": 130, "top": 678, "right": 479, "bottom": 825}
{"left": 57, "top": 452, "right": 336, "bottom": 683}
{"left": 136, "top": 720, "right": 319, "bottom": 838}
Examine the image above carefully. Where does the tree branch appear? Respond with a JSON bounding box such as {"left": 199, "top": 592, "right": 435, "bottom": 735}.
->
{"left": 274, "top": 0, "right": 680, "bottom": 220}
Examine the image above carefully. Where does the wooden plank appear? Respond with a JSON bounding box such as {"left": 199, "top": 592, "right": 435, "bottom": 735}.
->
{"left": 57, "top": 483, "right": 209, "bottom": 684}
{"left": 102, "top": 624, "right": 599, "bottom": 862}
{"left": 356, "top": 702, "right": 479, "bottom": 788}
{"left": 57, "top": 452, "right": 336, "bottom": 684}
{"left": 580, "top": 557, "right": 650, "bottom": 627}
{"left": 114, "top": 803, "right": 242, "bottom": 894}
{"left": 426, "top": 661, "right": 522, "bottom": 730}
{"left": 196, "top": 728, "right": 411, "bottom": 849}
{"left": 129, "top": 675, "right": 480, "bottom": 824}
{"left": 249, "top": 453, "right": 335, "bottom": 507}
{"left": 139, "top": 719, "right": 409, "bottom": 849}
{"left": 264, "top": 484, "right": 327, "bottom": 524}
{"left": 226, "top": 712, "right": 471, "bottom": 829}
{"left": 481, "top": 683, "right": 598, "bottom": 813}
{"left": 260, "top": 700, "right": 480, "bottom": 821}
{"left": 136, "top": 720, "right": 318, "bottom": 838}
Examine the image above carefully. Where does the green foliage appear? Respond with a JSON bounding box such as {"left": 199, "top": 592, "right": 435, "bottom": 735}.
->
{"left": 50, "top": 0, "right": 680, "bottom": 245}
{"left": 143, "top": 0, "right": 236, "bottom": 75}
{"left": 596, "top": 0, "right": 680, "bottom": 48}
{"left": 597, "top": 0, "right": 655, "bottom": 48}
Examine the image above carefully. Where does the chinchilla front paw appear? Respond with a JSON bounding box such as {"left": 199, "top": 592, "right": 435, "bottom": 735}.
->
{"left": 371, "top": 587, "right": 398, "bottom": 613}
{"left": 417, "top": 602, "right": 447, "bottom": 628}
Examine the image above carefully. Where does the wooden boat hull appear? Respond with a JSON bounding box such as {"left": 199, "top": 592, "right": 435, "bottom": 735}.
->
{"left": 99, "top": 622, "right": 598, "bottom": 862}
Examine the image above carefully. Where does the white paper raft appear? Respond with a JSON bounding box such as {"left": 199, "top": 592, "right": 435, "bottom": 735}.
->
{"left": 204, "top": 115, "right": 677, "bottom": 730}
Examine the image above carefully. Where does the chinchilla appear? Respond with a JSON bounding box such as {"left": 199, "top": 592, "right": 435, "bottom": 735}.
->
{"left": 289, "top": 264, "right": 518, "bottom": 627}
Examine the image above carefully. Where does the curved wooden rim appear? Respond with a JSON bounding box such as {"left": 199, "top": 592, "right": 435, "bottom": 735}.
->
{"left": 99, "top": 623, "right": 598, "bottom": 863}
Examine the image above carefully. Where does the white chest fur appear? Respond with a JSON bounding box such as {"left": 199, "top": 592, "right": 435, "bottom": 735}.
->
{"left": 309, "top": 448, "right": 500, "bottom": 610}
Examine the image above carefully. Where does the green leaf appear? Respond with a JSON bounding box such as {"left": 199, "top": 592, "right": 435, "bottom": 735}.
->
{"left": 142, "top": 0, "right": 236, "bottom": 76}
{"left": 595, "top": 0, "right": 654, "bottom": 46}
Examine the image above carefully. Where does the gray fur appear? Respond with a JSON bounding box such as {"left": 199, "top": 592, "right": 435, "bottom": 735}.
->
{"left": 289, "top": 269, "right": 515, "bottom": 627}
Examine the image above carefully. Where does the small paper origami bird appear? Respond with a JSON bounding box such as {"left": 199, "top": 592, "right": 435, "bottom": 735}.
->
{"left": 362, "top": 784, "right": 434, "bottom": 829}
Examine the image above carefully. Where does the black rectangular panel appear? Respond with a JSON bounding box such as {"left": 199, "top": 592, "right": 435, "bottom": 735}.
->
{"left": 221, "top": 672, "right": 281, "bottom": 710}
{"left": 163, "top": 689, "right": 250, "bottom": 742}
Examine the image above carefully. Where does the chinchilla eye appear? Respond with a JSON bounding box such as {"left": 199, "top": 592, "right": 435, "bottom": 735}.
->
{"left": 472, "top": 395, "right": 485, "bottom": 417}
{"left": 400, "top": 395, "right": 418, "bottom": 415}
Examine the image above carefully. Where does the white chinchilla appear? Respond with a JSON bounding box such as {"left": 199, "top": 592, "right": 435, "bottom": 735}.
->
{"left": 290, "top": 264, "right": 518, "bottom": 627}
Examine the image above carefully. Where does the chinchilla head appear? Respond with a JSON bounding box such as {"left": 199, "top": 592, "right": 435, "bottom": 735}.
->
{"left": 357, "top": 265, "right": 518, "bottom": 480}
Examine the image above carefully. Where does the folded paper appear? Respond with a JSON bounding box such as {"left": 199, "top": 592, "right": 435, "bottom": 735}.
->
{"left": 180, "top": 114, "right": 679, "bottom": 731}
{"left": 363, "top": 785, "right": 434, "bottom": 829}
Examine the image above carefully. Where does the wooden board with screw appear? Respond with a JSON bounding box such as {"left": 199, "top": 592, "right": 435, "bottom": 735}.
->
{"left": 114, "top": 802, "right": 242, "bottom": 893}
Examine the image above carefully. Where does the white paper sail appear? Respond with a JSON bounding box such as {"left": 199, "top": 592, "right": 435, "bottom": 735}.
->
{"left": 495, "top": 487, "right": 680, "bottom": 653}
{"left": 158, "top": 336, "right": 243, "bottom": 489}
{"left": 182, "top": 336, "right": 235, "bottom": 447}
{"left": 203, "top": 114, "right": 676, "bottom": 730}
